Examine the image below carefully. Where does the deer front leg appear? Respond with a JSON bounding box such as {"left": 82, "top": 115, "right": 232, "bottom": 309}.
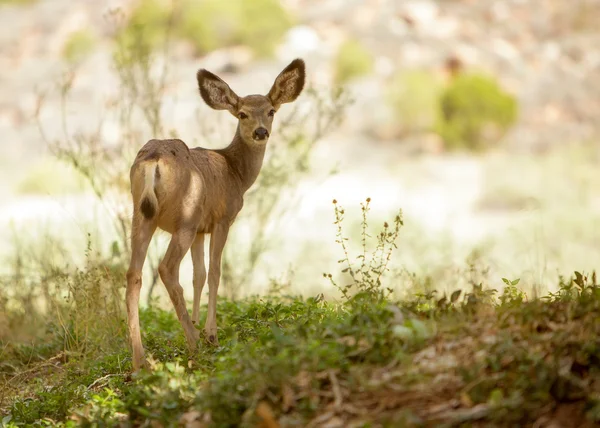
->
{"left": 205, "top": 223, "right": 230, "bottom": 345}
{"left": 126, "top": 213, "right": 157, "bottom": 373}
{"left": 191, "top": 233, "right": 206, "bottom": 325}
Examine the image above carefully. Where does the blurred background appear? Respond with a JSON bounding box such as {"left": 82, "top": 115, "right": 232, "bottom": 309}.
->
{"left": 1, "top": 0, "right": 600, "bottom": 309}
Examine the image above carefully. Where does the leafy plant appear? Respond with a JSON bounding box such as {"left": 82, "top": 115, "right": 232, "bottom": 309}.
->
{"left": 325, "top": 198, "right": 403, "bottom": 304}
{"left": 334, "top": 39, "right": 374, "bottom": 84}
{"left": 62, "top": 30, "right": 96, "bottom": 64}
{"left": 436, "top": 73, "right": 518, "bottom": 151}
{"left": 120, "top": 0, "right": 293, "bottom": 58}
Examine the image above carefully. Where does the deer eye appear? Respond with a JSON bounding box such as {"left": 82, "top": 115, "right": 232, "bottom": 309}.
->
{"left": 268, "top": 109, "right": 275, "bottom": 117}
{"left": 238, "top": 112, "right": 248, "bottom": 119}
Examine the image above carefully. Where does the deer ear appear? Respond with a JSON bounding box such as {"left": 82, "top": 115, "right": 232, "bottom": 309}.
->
{"left": 196, "top": 69, "right": 240, "bottom": 115}
{"left": 267, "top": 58, "right": 306, "bottom": 110}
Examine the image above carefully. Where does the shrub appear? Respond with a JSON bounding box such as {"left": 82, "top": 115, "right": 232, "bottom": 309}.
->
{"left": 178, "top": 0, "right": 241, "bottom": 55}
{"left": 386, "top": 70, "right": 442, "bottom": 136}
{"left": 236, "top": 0, "right": 293, "bottom": 57}
{"left": 62, "top": 30, "right": 96, "bottom": 63}
{"left": 436, "top": 73, "right": 518, "bottom": 151}
{"left": 120, "top": 0, "right": 293, "bottom": 57}
{"left": 180, "top": 0, "right": 293, "bottom": 56}
{"left": 0, "top": 0, "right": 37, "bottom": 5}
{"left": 334, "top": 39, "right": 373, "bottom": 84}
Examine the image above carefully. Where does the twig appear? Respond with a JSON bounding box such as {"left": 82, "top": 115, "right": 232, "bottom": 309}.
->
{"left": 426, "top": 403, "right": 491, "bottom": 425}
{"left": 87, "top": 374, "right": 122, "bottom": 390}
{"left": 328, "top": 369, "right": 343, "bottom": 410}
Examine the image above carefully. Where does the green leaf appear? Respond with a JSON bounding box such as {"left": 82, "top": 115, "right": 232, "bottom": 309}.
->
{"left": 408, "top": 319, "right": 430, "bottom": 340}
{"left": 392, "top": 325, "right": 414, "bottom": 341}
{"left": 488, "top": 388, "right": 504, "bottom": 405}
{"left": 450, "top": 289, "right": 462, "bottom": 303}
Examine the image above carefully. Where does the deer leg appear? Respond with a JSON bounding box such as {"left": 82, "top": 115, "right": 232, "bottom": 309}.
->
{"left": 158, "top": 228, "right": 200, "bottom": 351}
{"left": 126, "top": 213, "right": 157, "bottom": 372}
{"left": 191, "top": 234, "right": 206, "bottom": 325}
{"left": 205, "top": 223, "right": 230, "bottom": 345}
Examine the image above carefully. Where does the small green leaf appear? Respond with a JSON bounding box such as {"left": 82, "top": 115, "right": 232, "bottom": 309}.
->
{"left": 488, "top": 388, "right": 504, "bottom": 405}
{"left": 392, "top": 325, "right": 414, "bottom": 340}
{"left": 450, "top": 289, "right": 462, "bottom": 303}
{"left": 408, "top": 319, "right": 430, "bottom": 340}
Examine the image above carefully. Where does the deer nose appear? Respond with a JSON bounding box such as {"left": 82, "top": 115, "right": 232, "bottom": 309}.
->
{"left": 253, "top": 127, "right": 269, "bottom": 140}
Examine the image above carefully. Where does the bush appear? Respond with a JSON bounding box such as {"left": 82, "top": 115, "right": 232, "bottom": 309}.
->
{"left": 120, "top": 0, "right": 293, "bottom": 57}
{"left": 62, "top": 30, "right": 96, "bottom": 64}
{"left": 334, "top": 39, "right": 373, "bottom": 84}
{"left": 436, "top": 73, "right": 518, "bottom": 151}
{"left": 0, "top": 0, "right": 37, "bottom": 5}
{"left": 386, "top": 70, "right": 442, "bottom": 137}
{"left": 114, "top": 0, "right": 170, "bottom": 63}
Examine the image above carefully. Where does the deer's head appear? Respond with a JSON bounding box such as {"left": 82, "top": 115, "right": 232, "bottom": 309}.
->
{"left": 197, "top": 59, "right": 305, "bottom": 144}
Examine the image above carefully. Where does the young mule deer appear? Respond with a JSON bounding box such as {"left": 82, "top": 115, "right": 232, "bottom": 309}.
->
{"left": 126, "top": 59, "right": 306, "bottom": 372}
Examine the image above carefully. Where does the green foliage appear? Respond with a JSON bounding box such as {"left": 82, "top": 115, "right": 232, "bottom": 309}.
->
{"left": 116, "top": 0, "right": 170, "bottom": 56}
{"left": 386, "top": 70, "right": 443, "bottom": 136}
{"left": 334, "top": 39, "right": 374, "bottom": 84}
{"left": 326, "top": 198, "right": 403, "bottom": 304}
{"left": 180, "top": 0, "right": 293, "bottom": 56}
{"left": 62, "top": 30, "right": 96, "bottom": 64}
{"left": 16, "top": 158, "right": 87, "bottom": 195}
{"left": 0, "top": 0, "right": 36, "bottom": 5}
{"left": 2, "top": 264, "right": 600, "bottom": 426}
{"left": 119, "top": 0, "right": 293, "bottom": 58}
{"left": 436, "top": 73, "right": 518, "bottom": 151}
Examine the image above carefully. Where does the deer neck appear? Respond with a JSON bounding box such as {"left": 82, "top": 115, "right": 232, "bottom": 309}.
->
{"left": 220, "top": 128, "right": 267, "bottom": 193}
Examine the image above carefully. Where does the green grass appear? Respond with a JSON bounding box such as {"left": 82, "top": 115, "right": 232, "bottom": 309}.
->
{"left": 1, "top": 274, "right": 599, "bottom": 426}
{"left": 1, "top": 201, "right": 599, "bottom": 426}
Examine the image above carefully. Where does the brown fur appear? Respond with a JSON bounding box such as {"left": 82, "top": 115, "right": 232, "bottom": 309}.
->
{"left": 125, "top": 59, "right": 306, "bottom": 372}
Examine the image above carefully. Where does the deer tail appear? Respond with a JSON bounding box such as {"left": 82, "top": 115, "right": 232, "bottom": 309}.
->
{"left": 140, "top": 163, "right": 158, "bottom": 219}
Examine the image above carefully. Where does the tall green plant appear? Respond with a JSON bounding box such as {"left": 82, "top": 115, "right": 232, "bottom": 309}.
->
{"left": 325, "top": 198, "right": 404, "bottom": 304}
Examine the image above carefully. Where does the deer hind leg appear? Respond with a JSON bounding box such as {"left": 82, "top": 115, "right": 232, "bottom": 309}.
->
{"left": 205, "top": 223, "right": 230, "bottom": 345}
{"left": 191, "top": 234, "right": 206, "bottom": 325}
{"left": 126, "top": 212, "right": 157, "bottom": 373}
{"left": 158, "top": 227, "right": 200, "bottom": 350}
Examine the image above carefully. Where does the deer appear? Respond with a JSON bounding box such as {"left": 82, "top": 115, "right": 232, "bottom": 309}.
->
{"left": 125, "top": 58, "right": 306, "bottom": 372}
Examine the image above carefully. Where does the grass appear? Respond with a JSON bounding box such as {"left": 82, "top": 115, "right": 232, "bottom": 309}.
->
{"left": 2, "top": 274, "right": 599, "bottom": 426}
{"left": 1, "top": 201, "right": 599, "bottom": 427}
